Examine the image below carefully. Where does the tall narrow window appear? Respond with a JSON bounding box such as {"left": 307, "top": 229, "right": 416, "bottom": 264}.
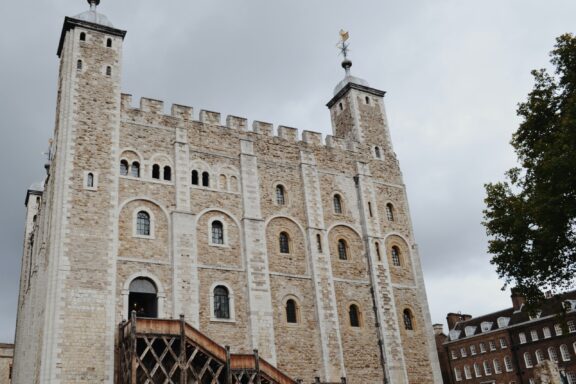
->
{"left": 106, "top": 38, "right": 112, "bottom": 48}
{"left": 131, "top": 162, "right": 140, "bottom": 178}
{"left": 152, "top": 164, "right": 160, "bottom": 179}
{"left": 163, "top": 166, "right": 171, "bottom": 181}
{"left": 349, "top": 304, "right": 360, "bottom": 327}
{"left": 87, "top": 173, "right": 94, "bottom": 188}
{"left": 375, "top": 146, "right": 381, "bottom": 158}
{"left": 365, "top": 96, "right": 370, "bottom": 104}
{"left": 77, "top": 60, "right": 83, "bottom": 71}
{"left": 483, "top": 361, "right": 492, "bottom": 375}
{"left": 524, "top": 352, "right": 533, "bottom": 368}
{"left": 504, "top": 356, "right": 513, "bottom": 372}
{"left": 136, "top": 211, "right": 150, "bottom": 236}
{"left": 493, "top": 359, "right": 502, "bottom": 374}
{"left": 202, "top": 171, "right": 210, "bottom": 187}
{"left": 106, "top": 66, "right": 112, "bottom": 76}
{"left": 80, "top": 32, "right": 86, "bottom": 41}
{"left": 128, "top": 278, "right": 157, "bottom": 318}
{"left": 375, "top": 242, "right": 381, "bottom": 261}
{"left": 386, "top": 203, "right": 395, "bottom": 221}
{"left": 474, "top": 363, "right": 481, "bottom": 377}
{"left": 535, "top": 349, "right": 544, "bottom": 364}
{"left": 561, "top": 344, "right": 571, "bottom": 361}
{"left": 213, "top": 286, "right": 230, "bottom": 319}
{"left": 337, "top": 239, "right": 348, "bottom": 260}
{"left": 549, "top": 347, "right": 559, "bottom": 363}
{"left": 333, "top": 194, "right": 343, "bottom": 214}
{"left": 120, "top": 160, "right": 129, "bottom": 176}
{"left": 403, "top": 309, "right": 413, "bottom": 330}
{"left": 276, "top": 185, "right": 286, "bottom": 205}
{"left": 316, "top": 234, "right": 322, "bottom": 253}
{"left": 279, "top": 232, "right": 290, "bottom": 254}
{"left": 368, "top": 202, "right": 373, "bottom": 217}
{"left": 191, "top": 170, "right": 199, "bottom": 185}
{"left": 211, "top": 221, "right": 224, "bottom": 245}
{"left": 391, "top": 246, "right": 401, "bottom": 266}
{"left": 286, "top": 299, "right": 298, "bottom": 323}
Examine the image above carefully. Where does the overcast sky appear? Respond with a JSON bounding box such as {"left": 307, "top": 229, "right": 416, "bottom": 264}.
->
{"left": 0, "top": 0, "right": 574, "bottom": 343}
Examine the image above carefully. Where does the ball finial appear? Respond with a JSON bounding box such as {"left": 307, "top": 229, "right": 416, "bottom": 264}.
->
{"left": 87, "top": 0, "right": 101, "bottom": 7}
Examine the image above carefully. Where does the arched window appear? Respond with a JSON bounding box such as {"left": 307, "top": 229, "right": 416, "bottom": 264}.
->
{"left": 391, "top": 246, "right": 401, "bottom": 266}
{"left": 493, "top": 359, "right": 502, "bottom": 374}
{"left": 349, "top": 304, "right": 361, "bottom": 327}
{"left": 202, "top": 171, "right": 210, "bottom": 187}
{"left": 535, "top": 349, "right": 544, "bottom": 364}
{"left": 191, "top": 170, "right": 199, "bottom": 185}
{"left": 286, "top": 299, "right": 298, "bottom": 323}
{"left": 375, "top": 146, "right": 381, "bottom": 158}
{"left": 106, "top": 66, "right": 112, "bottom": 76}
{"left": 80, "top": 32, "right": 86, "bottom": 41}
{"left": 276, "top": 185, "right": 286, "bottom": 205}
{"left": 131, "top": 161, "right": 140, "bottom": 178}
{"left": 337, "top": 239, "right": 348, "bottom": 260}
{"left": 106, "top": 38, "right": 112, "bottom": 48}
{"left": 504, "top": 356, "right": 513, "bottom": 372}
{"left": 136, "top": 211, "right": 151, "bottom": 236}
{"left": 211, "top": 221, "right": 224, "bottom": 245}
{"left": 77, "top": 60, "right": 83, "bottom": 71}
{"left": 279, "top": 232, "right": 290, "bottom": 254}
{"left": 230, "top": 176, "right": 238, "bottom": 192}
{"left": 163, "top": 166, "right": 171, "bottom": 181}
{"left": 120, "top": 160, "right": 129, "bottom": 176}
{"left": 375, "top": 242, "right": 381, "bottom": 261}
{"left": 403, "top": 309, "right": 414, "bottom": 330}
{"left": 219, "top": 174, "right": 227, "bottom": 190}
{"left": 473, "top": 363, "right": 481, "bottom": 377}
{"left": 316, "top": 234, "right": 322, "bottom": 253}
{"left": 213, "top": 286, "right": 230, "bottom": 319}
{"left": 87, "top": 173, "right": 94, "bottom": 188}
{"left": 128, "top": 277, "right": 157, "bottom": 318}
{"left": 483, "top": 360, "right": 492, "bottom": 375}
{"left": 333, "top": 194, "right": 343, "bottom": 214}
{"left": 386, "top": 203, "right": 395, "bottom": 221}
{"left": 365, "top": 96, "right": 370, "bottom": 105}
{"left": 549, "top": 347, "right": 559, "bottom": 363}
{"left": 152, "top": 164, "right": 160, "bottom": 179}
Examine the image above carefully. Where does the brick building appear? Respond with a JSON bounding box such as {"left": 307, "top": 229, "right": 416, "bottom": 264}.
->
{"left": 436, "top": 290, "right": 576, "bottom": 384}
{"left": 12, "top": 1, "right": 442, "bottom": 383}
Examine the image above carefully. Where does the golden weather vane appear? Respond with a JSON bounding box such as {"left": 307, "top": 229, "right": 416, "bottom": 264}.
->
{"left": 337, "top": 30, "right": 352, "bottom": 75}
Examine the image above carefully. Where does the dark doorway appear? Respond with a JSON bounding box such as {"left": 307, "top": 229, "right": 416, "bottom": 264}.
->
{"left": 128, "top": 277, "right": 158, "bottom": 318}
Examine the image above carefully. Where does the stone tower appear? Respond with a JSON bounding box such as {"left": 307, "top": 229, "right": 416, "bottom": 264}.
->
{"left": 13, "top": 2, "right": 442, "bottom": 383}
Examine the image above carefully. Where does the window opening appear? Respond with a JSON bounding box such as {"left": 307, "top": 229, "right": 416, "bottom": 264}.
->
{"left": 403, "top": 309, "right": 413, "bottom": 330}
{"left": 106, "top": 38, "right": 112, "bottom": 48}
{"left": 391, "top": 246, "right": 401, "bottom": 266}
{"left": 202, "top": 171, "right": 210, "bottom": 187}
{"left": 77, "top": 60, "right": 83, "bottom": 71}
{"left": 339, "top": 102, "right": 343, "bottom": 111}
{"left": 375, "top": 146, "right": 381, "bottom": 158}
{"left": 333, "top": 194, "right": 343, "bottom": 214}
{"left": 365, "top": 96, "right": 370, "bottom": 104}
{"left": 337, "top": 239, "right": 348, "bottom": 260}
{"left": 87, "top": 173, "right": 94, "bottom": 188}
{"left": 80, "top": 32, "right": 86, "bottom": 41}
{"left": 120, "top": 160, "right": 129, "bottom": 176}
{"left": 106, "top": 66, "right": 112, "bottom": 76}
{"left": 368, "top": 202, "right": 373, "bottom": 217}
{"left": 286, "top": 299, "right": 298, "bottom": 323}
{"left": 375, "top": 242, "right": 381, "bottom": 261}
{"left": 163, "top": 166, "right": 171, "bottom": 181}
{"left": 131, "top": 162, "right": 140, "bottom": 178}
{"left": 211, "top": 221, "right": 224, "bottom": 245}
{"left": 561, "top": 344, "right": 571, "bottom": 361}
{"left": 191, "top": 170, "right": 199, "bottom": 185}
{"left": 213, "top": 286, "right": 230, "bottom": 319}
{"left": 316, "top": 234, "right": 322, "bottom": 253}
{"left": 279, "top": 232, "right": 290, "bottom": 254}
{"left": 386, "top": 203, "right": 395, "bottom": 221}
{"left": 349, "top": 304, "right": 360, "bottom": 327}
{"left": 136, "top": 211, "right": 151, "bottom": 236}
{"left": 152, "top": 164, "right": 160, "bottom": 179}
{"left": 276, "top": 185, "right": 286, "bottom": 205}
{"left": 128, "top": 278, "right": 157, "bottom": 318}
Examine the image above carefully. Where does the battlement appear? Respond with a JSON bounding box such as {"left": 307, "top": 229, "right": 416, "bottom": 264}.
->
{"left": 120, "top": 94, "right": 361, "bottom": 151}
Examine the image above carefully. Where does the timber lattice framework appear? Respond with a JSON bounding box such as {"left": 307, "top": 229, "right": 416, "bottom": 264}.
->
{"left": 118, "top": 313, "right": 347, "bottom": 384}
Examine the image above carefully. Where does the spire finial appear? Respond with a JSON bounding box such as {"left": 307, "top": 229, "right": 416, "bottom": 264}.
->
{"left": 87, "top": 0, "right": 100, "bottom": 11}
{"left": 337, "top": 30, "right": 352, "bottom": 76}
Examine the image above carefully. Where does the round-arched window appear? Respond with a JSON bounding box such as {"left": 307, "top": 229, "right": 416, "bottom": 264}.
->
{"left": 128, "top": 277, "right": 158, "bottom": 318}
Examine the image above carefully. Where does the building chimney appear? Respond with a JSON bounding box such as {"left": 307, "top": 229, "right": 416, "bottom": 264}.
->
{"left": 462, "top": 314, "right": 472, "bottom": 322}
{"left": 511, "top": 288, "right": 526, "bottom": 311}
{"left": 433, "top": 324, "right": 444, "bottom": 335}
{"left": 446, "top": 313, "right": 463, "bottom": 330}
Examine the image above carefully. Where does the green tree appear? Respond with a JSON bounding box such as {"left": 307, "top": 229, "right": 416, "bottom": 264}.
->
{"left": 483, "top": 33, "right": 576, "bottom": 307}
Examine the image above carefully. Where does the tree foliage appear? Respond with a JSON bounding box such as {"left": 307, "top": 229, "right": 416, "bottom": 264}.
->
{"left": 483, "top": 34, "right": 576, "bottom": 307}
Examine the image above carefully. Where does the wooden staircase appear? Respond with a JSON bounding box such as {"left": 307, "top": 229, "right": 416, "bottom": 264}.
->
{"left": 117, "top": 313, "right": 298, "bottom": 384}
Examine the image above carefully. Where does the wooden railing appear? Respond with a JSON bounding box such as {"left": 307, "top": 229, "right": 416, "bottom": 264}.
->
{"left": 117, "top": 312, "right": 299, "bottom": 384}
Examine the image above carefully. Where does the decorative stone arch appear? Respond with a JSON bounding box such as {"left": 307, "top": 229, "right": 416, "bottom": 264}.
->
{"left": 150, "top": 153, "right": 173, "bottom": 167}
{"left": 384, "top": 200, "right": 397, "bottom": 222}
{"left": 327, "top": 223, "right": 363, "bottom": 260}
{"left": 121, "top": 271, "right": 166, "bottom": 321}
{"left": 383, "top": 232, "right": 413, "bottom": 270}
{"left": 265, "top": 215, "right": 308, "bottom": 274}
{"left": 132, "top": 206, "right": 155, "bottom": 239}
{"left": 265, "top": 215, "right": 307, "bottom": 242}
{"left": 209, "top": 281, "right": 236, "bottom": 322}
{"left": 119, "top": 149, "right": 144, "bottom": 177}
{"left": 281, "top": 294, "right": 303, "bottom": 325}
{"left": 216, "top": 165, "right": 240, "bottom": 192}
{"left": 119, "top": 197, "right": 171, "bottom": 225}
{"left": 119, "top": 148, "right": 144, "bottom": 163}
{"left": 401, "top": 305, "right": 417, "bottom": 331}
{"left": 196, "top": 208, "right": 242, "bottom": 247}
{"left": 190, "top": 159, "right": 212, "bottom": 187}
{"left": 346, "top": 300, "right": 364, "bottom": 328}
{"left": 326, "top": 222, "right": 363, "bottom": 238}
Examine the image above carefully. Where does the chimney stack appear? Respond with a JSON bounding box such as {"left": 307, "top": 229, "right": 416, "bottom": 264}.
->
{"left": 433, "top": 324, "right": 444, "bottom": 335}
{"left": 511, "top": 288, "right": 526, "bottom": 311}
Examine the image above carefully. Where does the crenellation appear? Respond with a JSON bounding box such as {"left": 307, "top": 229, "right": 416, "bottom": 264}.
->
{"left": 199, "top": 109, "right": 221, "bottom": 126}
{"left": 226, "top": 115, "right": 248, "bottom": 131}
{"left": 171, "top": 104, "right": 193, "bottom": 120}
{"left": 302, "top": 130, "right": 323, "bottom": 146}
{"left": 121, "top": 93, "right": 132, "bottom": 111}
{"left": 277, "top": 125, "right": 298, "bottom": 141}
{"left": 253, "top": 120, "right": 274, "bottom": 136}
{"left": 140, "top": 97, "right": 164, "bottom": 114}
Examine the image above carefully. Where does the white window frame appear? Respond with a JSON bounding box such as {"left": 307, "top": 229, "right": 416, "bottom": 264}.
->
{"left": 481, "top": 321, "right": 493, "bottom": 332}
{"left": 535, "top": 349, "right": 545, "bottom": 364}
{"left": 519, "top": 332, "right": 527, "bottom": 344}
{"left": 556, "top": 323, "right": 564, "bottom": 336}
{"left": 470, "top": 344, "right": 477, "bottom": 355}
{"left": 499, "top": 337, "right": 507, "bottom": 349}
{"left": 524, "top": 352, "right": 533, "bottom": 368}
{"left": 549, "top": 347, "right": 559, "bottom": 363}
{"left": 454, "top": 367, "right": 462, "bottom": 382}
{"left": 474, "top": 363, "right": 482, "bottom": 378}
{"left": 530, "top": 329, "right": 539, "bottom": 341}
{"left": 504, "top": 356, "right": 513, "bottom": 372}
{"left": 460, "top": 347, "right": 467, "bottom": 358}
{"left": 465, "top": 326, "right": 477, "bottom": 337}
{"left": 208, "top": 217, "right": 229, "bottom": 247}
{"left": 493, "top": 358, "right": 502, "bottom": 374}
{"left": 561, "top": 344, "right": 571, "bottom": 361}
{"left": 464, "top": 365, "right": 472, "bottom": 380}
{"left": 489, "top": 340, "right": 496, "bottom": 351}
{"left": 497, "top": 316, "right": 510, "bottom": 328}
{"left": 132, "top": 207, "right": 155, "bottom": 239}
{"left": 209, "top": 282, "right": 236, "bottom": 323}
{"left": 451, "top": 349, "right": 458, "bottom": 360}
{"left": 480, "top": 342, "right": 487, "bottom": 353}
{"left": 543, "top": 326, "right": 552, "bottom": 338}
{"left": 484, "top": 360, "right": 492, "bottom": 376}
{"left": 569, "top": 320, "right": 576, "bottom": 333}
